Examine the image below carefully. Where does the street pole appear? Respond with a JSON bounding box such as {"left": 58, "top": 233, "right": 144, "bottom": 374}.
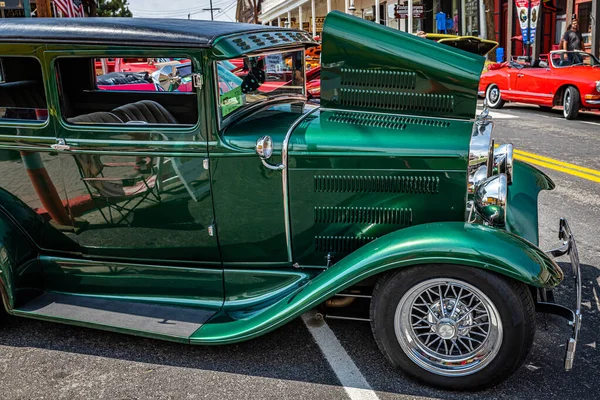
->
{"left": 565, "top": 0, "right": 574, "bottom": 29}
{"left": 22, "top": 0, "right": 31, "bottom": 17}
{"left": 592, "top": 0, "right": 599, "bottom": 57}
{"left": 532, "top": 1, "right": 543, "bottom": 60}
{"left": 523, "top": 0, "right": 531, "bottom": 62}
{"left": 202, "top": 0, "right": 221, "bottom": 21}
{"left": 507, "top": 0, "right": 513, "bottom": 61}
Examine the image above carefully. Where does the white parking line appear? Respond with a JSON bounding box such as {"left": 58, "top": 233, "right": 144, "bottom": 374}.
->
{"left": 475, "top": 108, "right": 519, "bottom": 119}
{"left": 302, "top": 312, "right": 380, "bottom": 400}
{"left": 579, "top": 120, "right": 600, "bottom": 126}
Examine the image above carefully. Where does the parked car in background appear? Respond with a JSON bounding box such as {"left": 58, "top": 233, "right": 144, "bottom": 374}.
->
{"left": 480, "top": 50, "right": 600, "bottom": 119}
{"left": 0, "top": 12, "right": 581, "bottom": 391}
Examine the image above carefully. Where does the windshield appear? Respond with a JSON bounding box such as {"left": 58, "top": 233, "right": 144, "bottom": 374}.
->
{"left": 216, "top": 50, "right": 305, "bottom": 119}
{"left": 550, "top": 52, "right": 600, "bottom": 68}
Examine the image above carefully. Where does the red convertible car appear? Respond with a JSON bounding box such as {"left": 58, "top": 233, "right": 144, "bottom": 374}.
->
{"left": 479, "top": 50, "right": 600, "bottom": 119}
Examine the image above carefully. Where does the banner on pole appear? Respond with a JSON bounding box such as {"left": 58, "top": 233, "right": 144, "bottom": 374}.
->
{"left": 515, "top": 0, "right": 540, "bottom": 44}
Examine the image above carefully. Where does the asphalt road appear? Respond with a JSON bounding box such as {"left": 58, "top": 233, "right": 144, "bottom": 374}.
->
{"left": 0, "top": 103, "right": 598, "bottom": 399}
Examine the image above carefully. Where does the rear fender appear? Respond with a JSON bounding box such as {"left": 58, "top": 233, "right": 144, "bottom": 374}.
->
{"left": 193, "top": 221, "right": 562, "bottom": 344}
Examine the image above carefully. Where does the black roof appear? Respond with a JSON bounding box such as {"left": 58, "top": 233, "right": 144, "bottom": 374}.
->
{"left": 0, "top": 18, "right": 293, "bottom": 48}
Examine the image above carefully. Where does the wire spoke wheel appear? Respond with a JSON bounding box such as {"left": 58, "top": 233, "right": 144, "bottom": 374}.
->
{"left": 394, "top": 278, "right": 503, "bottom": 377}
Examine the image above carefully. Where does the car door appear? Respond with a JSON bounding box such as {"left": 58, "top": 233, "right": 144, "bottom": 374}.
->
{"left": 45, "top": 48, "right": 221, "bottom": 269}
{"left": 515, "top": 65, "right": 554, "bottom": 105}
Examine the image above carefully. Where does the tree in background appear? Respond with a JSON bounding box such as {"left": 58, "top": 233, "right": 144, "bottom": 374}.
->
{"left": 483, "top": 0, "right": 496, "bottom": 61}
{"left": 96, "top": 0, "right": 133, "bottom": 17}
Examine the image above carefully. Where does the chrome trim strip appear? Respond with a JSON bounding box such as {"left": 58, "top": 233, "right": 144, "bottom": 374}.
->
{"left": 585, "top": 100, "right": 600, "bottom": 104}
{"left": 282, "top": 106, "right": 319, "bottom": 262}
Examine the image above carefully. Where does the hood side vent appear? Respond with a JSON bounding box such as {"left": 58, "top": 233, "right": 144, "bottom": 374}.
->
{"left": 327, "top": 111, "right": 451, "bottom": 129}
{"left": 315, "top": 236, "right": 376, "bottom": 253}
{"left": 340, "top": 89, "right": 455, "bottom": 114}
{"left": 340, "top": 68, "right": 416, "bottom": 90}
{"left": 315, "top": 206, "right": 412, "bottom": 225}
{"left": 314, "top": 175, "right": 440, "bottom": 194}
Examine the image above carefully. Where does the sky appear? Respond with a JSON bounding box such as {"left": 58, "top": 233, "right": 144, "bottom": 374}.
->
{"left": 127, "top": 0, "right": 238, "bottom": 22}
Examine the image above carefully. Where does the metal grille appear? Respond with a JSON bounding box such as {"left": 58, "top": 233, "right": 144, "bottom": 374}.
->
{"left": 327, "top": 111, "right": 451, "bottom": 129}
{"left": 314, "top": 236, "right": 376, "bottom": 253}
{"left": 339, "top": 88, "right": 454, "bottom": 113}
{"left": 340, "top": 68, "right": 417, "bottom": 90}
{"left": 314, "top": 206, "right": 413, "bottom": 225}
{"left": 314, "top": 175, "right": 440, "bottom": 194}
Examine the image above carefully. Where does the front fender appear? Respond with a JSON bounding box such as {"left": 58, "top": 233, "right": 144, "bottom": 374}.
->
{"left": 506, "top": 159, "right": 555, "bottom": 246}
{"left": 0, "top": 215, "right": 37, "bottom": 311}
{"left": 193, "top": 221, "right": 562, "bottom": 344}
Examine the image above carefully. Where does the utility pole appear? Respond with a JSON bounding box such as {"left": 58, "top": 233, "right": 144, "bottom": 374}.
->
{"left": 36, "top": 0, "right": 53, "bottom": 17}
{"left": 592, "top": 0, "right": 599, "bottom": 57}
{"left": 203, "top": 0, "right": 221, "bottom": 21}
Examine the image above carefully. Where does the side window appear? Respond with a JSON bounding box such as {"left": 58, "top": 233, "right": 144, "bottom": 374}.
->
{"left": 0, "top": 57, "right": 48, "bottom": 122}
{"left": 95, "top": 57, "right": 192, "bottom": 93}
{"left": 56, "top": 56, "right": 197, "bottom": 127}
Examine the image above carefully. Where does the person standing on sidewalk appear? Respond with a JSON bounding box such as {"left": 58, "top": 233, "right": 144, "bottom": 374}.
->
{"left": 561, "top": 18, "right": 585, "bottom": 52}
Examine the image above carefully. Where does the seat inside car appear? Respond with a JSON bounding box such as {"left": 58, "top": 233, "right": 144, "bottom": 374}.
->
{"left": 112, "top": 100, "right": 179, "bottom": 124}
{"left": 67, "top": 111, "right": 124, "bottom": 124}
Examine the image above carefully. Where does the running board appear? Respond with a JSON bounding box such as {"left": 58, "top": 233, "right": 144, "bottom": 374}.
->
{"left": 13, "top": 293, "right": 215, "bottom": 342}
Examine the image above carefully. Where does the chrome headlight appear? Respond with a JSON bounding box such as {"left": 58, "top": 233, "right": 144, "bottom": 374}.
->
{"left": 468, "top": 165, "right": 488, "bottom": 194}
{"left": 474, "top": 174, "right": 508, "bottom": 227}
{"left": 596, "top": 81, "right": 600, "bottom": 92}
{"left": 493, "top": 144, "right": 514, "bottom": 184}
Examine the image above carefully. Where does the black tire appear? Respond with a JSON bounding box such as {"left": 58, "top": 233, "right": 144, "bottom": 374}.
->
{"left": 370, "top": 265, "right": 535, "bottom": 390}
{"left": 563, "top": 86, "right": 580, "bottom": 120}
{"left": 485, "top": 84, "right": 505, "bottom": 109}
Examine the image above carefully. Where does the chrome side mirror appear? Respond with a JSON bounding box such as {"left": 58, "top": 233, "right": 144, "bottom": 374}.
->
{"left": 151, "top": 65, "right": 181, "bottom": 92}
{"left": 256, "top": 136, "right": 284, "bottom": 170}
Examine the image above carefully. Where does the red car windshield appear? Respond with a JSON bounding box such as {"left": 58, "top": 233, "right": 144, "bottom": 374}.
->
{"left": 550, "top": 51, "right": 600, "bottom": 68}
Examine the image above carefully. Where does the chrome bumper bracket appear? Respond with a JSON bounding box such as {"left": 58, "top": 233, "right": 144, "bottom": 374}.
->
{"left": 540, "top": 218, "right": 582, "bottom": 371}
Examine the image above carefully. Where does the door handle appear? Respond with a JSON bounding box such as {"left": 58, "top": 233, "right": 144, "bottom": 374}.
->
{"left": 50, "top": 138, "right": 70, "bottom": 151}
{"left": 517, "top": 73, "right": 524, "bottom": 77}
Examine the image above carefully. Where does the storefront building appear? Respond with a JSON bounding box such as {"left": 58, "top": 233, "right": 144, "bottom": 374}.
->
{"left": 257, "top": 0, "right": 599, "bottom": 58}
{"left": 258, "top": 1, "right": 479, "bottom": 37}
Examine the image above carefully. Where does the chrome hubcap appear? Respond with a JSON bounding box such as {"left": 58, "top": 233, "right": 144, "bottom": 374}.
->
{"left": 394, "top": 278, "right": 503, "bottom": 377}
{"left": 565, "top": 92, "right": 571, "bottom": 114}
{"left": 488, "top": 86, "right": 499, "bottom": 105}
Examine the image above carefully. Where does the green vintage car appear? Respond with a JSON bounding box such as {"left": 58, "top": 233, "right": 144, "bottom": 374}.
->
{"left": 0, "top": 12, "right": 581, "bottom": 390}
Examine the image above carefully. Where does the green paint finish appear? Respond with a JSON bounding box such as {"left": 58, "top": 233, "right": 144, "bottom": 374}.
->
{"left": 223, "top": 269, "right": 313, "bottom": 315}
{"left": 321, "top": 11, "right": 484, "bottom": 119}
{"left": 506, "top": 160, "right": 555, "bottom": 246}
{"left": 0, "top": 215, "right": 41, "bottom": 310}
{"left": 192, "top": 222, "right": 563, "bottom": 344}
{"left": 40, "top": 256, "right": 224, "bottom": 310}
{"left": 287, "top": 108, "right": 472, "bottom": 265}
{"left": 210, "top": 104, "right": 310, "bottom": 263}
{"left": 211, "top": 30, "right": 316, "bottom": 59}
{"left": 0, "top": 18, "right": 570, "bottom": 347}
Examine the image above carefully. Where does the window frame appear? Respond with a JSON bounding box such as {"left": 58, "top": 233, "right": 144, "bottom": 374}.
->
{"left": 50, "top": 50, "right": 203, "bottom": 137}
{"left": 213, "top": 47, "right": 307, "bottom": 131}
{"left": 0, "top": 55, "right": 50, "bottom": 128}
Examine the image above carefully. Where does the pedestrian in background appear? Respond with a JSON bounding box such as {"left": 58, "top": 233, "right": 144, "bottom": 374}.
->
{"left": 561, "top": 18, "right": 585, "bottom": 52}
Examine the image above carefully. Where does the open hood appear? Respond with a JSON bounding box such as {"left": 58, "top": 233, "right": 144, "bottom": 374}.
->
{"left": 429, "top": 34, "right": 498, "bottom": 56}
{"left": 321, "top": 11, "right": 485, "bottom": 120}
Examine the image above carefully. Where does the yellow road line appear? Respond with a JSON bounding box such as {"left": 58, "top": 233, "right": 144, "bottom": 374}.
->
{"left": 514, "top": 153, "right": 600, "bottom": 183}
{"left": 514, "top": 149, "right": 600, "bottom": 177}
